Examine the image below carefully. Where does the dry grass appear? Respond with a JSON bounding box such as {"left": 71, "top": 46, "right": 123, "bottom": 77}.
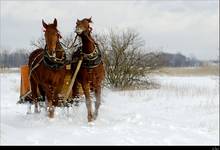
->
{"left": 153, "top": 65, "right": 219, "bottom": 76}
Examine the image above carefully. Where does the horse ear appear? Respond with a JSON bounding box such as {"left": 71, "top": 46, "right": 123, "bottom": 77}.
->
{"left": 88, "top": 17, "right": 92, "bottom": 23}
{"left": 42, "top": 19, "right": 48, "bottom": 29}
{"left": 77, "top": 19, "right": 80, "bottom": 22}
{"left": 53, "top": 18, "right": 57, "bottom": 27}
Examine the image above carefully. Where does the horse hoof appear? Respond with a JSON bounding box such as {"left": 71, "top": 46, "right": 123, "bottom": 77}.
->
{"left": 48, "top": 117, "right": 55, "bottom": 121}
{"left": 88, "top": 121, "right": 95, "bottom": 126}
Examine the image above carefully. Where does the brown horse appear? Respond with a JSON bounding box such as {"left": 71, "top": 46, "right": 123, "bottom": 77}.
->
{"left": 28, "top": 18, "right": 66, "bottom": 118}
{"left": 72, "top": 17, "right": 105, "bottom": 122}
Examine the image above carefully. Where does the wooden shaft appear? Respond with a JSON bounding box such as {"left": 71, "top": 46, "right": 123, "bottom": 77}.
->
{"left": 63, "top": 56, "right": 83, "bottom": 102}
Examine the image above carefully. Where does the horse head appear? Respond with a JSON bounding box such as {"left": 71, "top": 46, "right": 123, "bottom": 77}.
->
{"left": 42, "top": 18, "right": 61, "bottom": 57}
{"left": 75, "top": 17, "right": 93, "bottom": 35}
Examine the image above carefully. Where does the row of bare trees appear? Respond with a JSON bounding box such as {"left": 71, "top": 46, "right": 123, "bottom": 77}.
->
{"left": 0, "top": 49, "right": 29, "bottom": 68}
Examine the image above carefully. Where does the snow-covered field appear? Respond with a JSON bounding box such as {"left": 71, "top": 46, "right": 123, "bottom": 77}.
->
{"left": 0, "top": 71, "right": 219, "bottom": 145}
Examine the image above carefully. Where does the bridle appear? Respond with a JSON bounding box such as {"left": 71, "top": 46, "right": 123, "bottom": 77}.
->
{"left": 44, "top": 29, "right": 65, "bottom": 63}
{"left": 75, "top": 26, "right": 96, "bottom": 52}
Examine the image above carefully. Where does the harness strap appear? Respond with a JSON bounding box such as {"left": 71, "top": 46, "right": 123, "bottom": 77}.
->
{"left": 45, "top": 50, "right": 65, "bottom": 63}
{"left": 29, "top": 51, "right": 44, "bottom": 79}
{"left": 69, "top": 35, "right": 79, "bottom": 49}
{"left": 23, "top": 52, "right": 44, "bottom": 102}
{"left": 82, "top": 45, "right": 98, "bottom": 59}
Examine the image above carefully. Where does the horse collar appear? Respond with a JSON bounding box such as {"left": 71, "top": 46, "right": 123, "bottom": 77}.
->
{"left": 72, "top": 44, "right": 102, "bottom": 69}
{"left": 43, "top": 44, "right": 66, "bottom": 70}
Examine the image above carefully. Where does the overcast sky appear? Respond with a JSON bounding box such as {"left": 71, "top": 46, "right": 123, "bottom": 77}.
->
{"left": 0, "top": 0, "right": 219, "bottom": 60}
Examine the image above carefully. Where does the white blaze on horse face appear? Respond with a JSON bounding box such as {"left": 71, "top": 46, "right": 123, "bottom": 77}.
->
{"left": 75, "top": 27, "right": 84, "bottom": 34}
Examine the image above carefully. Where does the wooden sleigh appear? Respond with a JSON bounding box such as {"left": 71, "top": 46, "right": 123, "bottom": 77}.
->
{"left": 18, "top": 62, "right": 83, "bottom": 107}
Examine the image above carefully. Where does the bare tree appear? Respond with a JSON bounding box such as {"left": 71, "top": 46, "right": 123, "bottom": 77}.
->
{"left": 96, "top": 29, "right": 160, "bottom": 89}
{"left": 0, "top": 48, "right": 29, "bottom": 68}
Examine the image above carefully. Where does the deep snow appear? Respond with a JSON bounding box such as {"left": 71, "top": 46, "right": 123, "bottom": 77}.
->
{"left": 0, "top": 72, "right": 219, "bottom": 145}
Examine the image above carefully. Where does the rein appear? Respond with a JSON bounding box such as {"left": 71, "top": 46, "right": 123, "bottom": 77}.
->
{"left": 29, "top": 51, "right": 44, "bottom": 79}
{"left": 60, "top": 35, "right": 79, "bottom": 50}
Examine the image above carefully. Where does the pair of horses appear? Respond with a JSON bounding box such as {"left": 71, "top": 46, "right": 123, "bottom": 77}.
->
{"left": 28, "top": 18, "right": 105, "bottom": 122}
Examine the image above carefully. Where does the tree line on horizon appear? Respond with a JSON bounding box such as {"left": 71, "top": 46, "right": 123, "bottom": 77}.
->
{"left": 0, "top": 48, "right": 204, "bottom": 68}
{"left": 0, "top": 29, "right": 214, "bottom": 89}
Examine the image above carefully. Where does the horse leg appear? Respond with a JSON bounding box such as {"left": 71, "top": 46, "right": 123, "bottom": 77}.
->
{"left": 38, "top": 85, "right": 46, "bottom": 110}
{"left": 72, "top": 80, "right": 80, "bottom": 106}
{"left": 94, "top": 85, "right": 101, "bottom": 120}
{"left": 72, "top": 80, "right": 80, "bottom": 98}
{"left": 26, "top": 101, "right": 32, "bottom": 114}
{"left": 48, "top": 101, "right": 55, "bottom": 118}
{"left": 30, "top": 77, "right": 40, "bottom": 113}
{"left": 47, "top": 85, "right": 55, "bottom": 118}
{"left": 82, "top": 83, "right": 93, "bottom": 122}
{"left": 39, "top": 85, "right": 45, "bottom": 101}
